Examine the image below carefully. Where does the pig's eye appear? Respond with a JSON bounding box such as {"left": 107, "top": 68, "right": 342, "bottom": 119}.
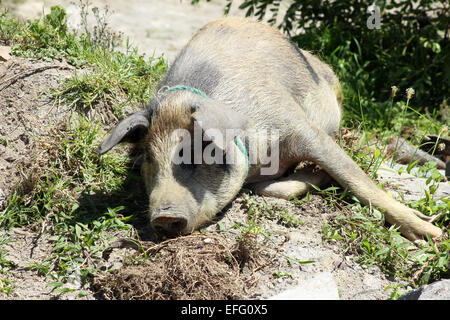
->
{"left": 202, "top": 140, "right": 221, "bottom": 161}
{"left": 176, "top": 141, "right": 229, "bottom": 170}
{"left": 202, "top": 141, "right": 229, "bottom": 170}
{"left": 202, "top": 140, "right": 212, "bottom": 152}
{"left": 178, "top": 146, "right": 196, "bottom": 170}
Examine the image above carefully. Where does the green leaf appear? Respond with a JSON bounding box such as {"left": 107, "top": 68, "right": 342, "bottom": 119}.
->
{"left": 48, "top": 281, "right": 63, "bottom": 288}
{"left": 75, "top": 224, "right": 82, "bottom": 239}
{"left": 374, "top": 247, "right": 390, "bottom": 257}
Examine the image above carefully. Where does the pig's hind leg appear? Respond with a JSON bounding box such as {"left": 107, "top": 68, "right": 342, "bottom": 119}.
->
{"left": 251, "top": 165, "right": 331, "bottom": 200}
{"left": 285, "top": 119, "right": 443, "bottom": 241}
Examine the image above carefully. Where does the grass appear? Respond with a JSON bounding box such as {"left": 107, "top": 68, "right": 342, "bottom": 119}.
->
{"left": 0, "top": 234, "right": 15, "bottom": 295}
{"left": 0, "top": 3, "right": 448, "bottom": 299}
{"left": 0, "top": 3, "right": 165, "bottom": 296}
{"left": 1, "top": 3, "right": 166, "bottom": 116}
{"left": 0, "top": 115, "right": 138, "bottom": 291}
{"left": 52, "top": 42, "right": 166, "bottom": 118}
{"left": 319, "top": 91, "right": 449, "bottom": 296}
{"left": 240, "top": 193, "right": 304, "bottom": 228}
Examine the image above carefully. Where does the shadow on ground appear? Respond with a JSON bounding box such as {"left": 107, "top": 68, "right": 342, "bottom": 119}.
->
{"left": 74, "top": 156, "right": 158, "bottom": 241}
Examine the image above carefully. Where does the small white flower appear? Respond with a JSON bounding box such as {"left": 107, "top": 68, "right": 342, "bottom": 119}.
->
{"left": 391, "top": 86, "right": 398, "bottom": 98}
{"left": 406, "top": 87, "right": 415, "bottom": 99}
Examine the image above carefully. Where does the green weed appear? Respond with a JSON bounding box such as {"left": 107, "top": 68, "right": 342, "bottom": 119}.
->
{"left": 241, "top": 193, "right": 303, "bottom": 228}
{"left": 0, "top": 5, "right": 163, "bottom": 294}
{"left": 52, "top": 44, "right": 166, "bottom": 117}
{"left": 0, "top": 235, "right": 15, "bottom": 295}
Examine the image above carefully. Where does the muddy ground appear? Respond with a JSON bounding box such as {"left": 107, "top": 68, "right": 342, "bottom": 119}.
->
{"left": 0, "top": 0, "right": 449, "bottom": 300}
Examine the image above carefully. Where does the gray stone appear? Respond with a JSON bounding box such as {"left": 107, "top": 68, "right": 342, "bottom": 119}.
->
{"left": 267, "top": 272, "right": 339, "bottom": 300}
{"left": 376, "top": 163, "right": 450, "bottom": 203}
{"left": 398, "top": 279, "right": 450, "bottom": 300}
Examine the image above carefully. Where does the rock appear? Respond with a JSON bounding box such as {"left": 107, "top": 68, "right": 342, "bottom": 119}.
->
{"left": 376, "top": 163, "right": 450, "bottom": 203}
{"left": 0, "top": 46, "right": 11, "bottom": 62}
{"left": 398, "top": 279, "right": 450, "bottom": 300}
{"left": 267, "top": 272, "right": 339, "bottom": 300}
{"left": 387, "top": 137, "right": 446, "bottom": 169}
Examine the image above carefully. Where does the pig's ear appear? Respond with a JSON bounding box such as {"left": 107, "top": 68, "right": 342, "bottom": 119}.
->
{"left": 98, "top": 109, "right": 150, "bottom": 156}
{"left": 191, "top": 101, "right": 248, "bottom": 150}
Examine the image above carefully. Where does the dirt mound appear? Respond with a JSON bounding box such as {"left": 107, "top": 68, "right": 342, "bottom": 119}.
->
{"left": 0, "top": 56, "right": 75, "bottom": 200}
{"left": 91, "top": 193, "right": 401, "bottom": 301}
{"left": 94, "top": 234, "right": 249, "bottom": 300}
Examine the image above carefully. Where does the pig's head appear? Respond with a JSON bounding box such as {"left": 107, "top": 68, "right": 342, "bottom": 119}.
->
{"left": 98, "top": 91, "right": 249, "bottom": 237}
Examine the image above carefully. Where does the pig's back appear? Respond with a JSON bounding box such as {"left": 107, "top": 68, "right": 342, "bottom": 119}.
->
{"left": 159, "top": 17, "right": 342, "bottom": 136}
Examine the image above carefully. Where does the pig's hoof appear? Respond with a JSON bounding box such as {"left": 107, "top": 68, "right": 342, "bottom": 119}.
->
{"left": 411, "top": 210, "right": 444, "bottom": 223}
{"left": 402, "top": 222, "right": 443, "bottom": 242}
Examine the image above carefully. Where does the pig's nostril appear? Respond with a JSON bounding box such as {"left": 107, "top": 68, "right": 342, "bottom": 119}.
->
{"left": 171, "top": 221, "right": 183, "bottom": 231}
{"left": 154, "top": 226, "right": 165, "bottom": 235}
{"left": 151, "top": 215, "right": 187, "bottom": 236}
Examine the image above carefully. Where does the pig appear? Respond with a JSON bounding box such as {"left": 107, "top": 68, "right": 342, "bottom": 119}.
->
{"left": 98, "top": 17, "right": 442, "bottom": 241}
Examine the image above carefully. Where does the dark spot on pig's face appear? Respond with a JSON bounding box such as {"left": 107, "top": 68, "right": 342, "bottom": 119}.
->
{"left": 142, "top": 102, "right": 246, "bottom": 236}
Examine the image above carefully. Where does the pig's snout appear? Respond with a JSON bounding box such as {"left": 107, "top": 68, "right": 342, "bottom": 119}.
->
{"left": 151, "top": 208, "right": 188, "bottom": 236}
